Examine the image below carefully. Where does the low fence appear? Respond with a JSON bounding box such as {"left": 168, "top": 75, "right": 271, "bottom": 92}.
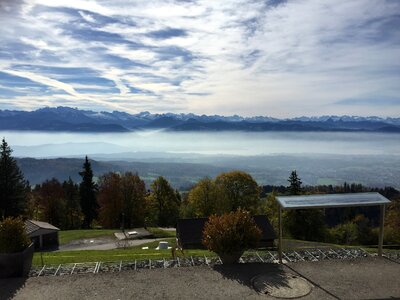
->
{"left": 29, "top": 248, "right": 399, "bottom": 277}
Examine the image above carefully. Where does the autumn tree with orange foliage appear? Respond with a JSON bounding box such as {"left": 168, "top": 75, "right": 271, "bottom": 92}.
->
{"left": 97, "top": 172, "right": 146, "bottom": 229}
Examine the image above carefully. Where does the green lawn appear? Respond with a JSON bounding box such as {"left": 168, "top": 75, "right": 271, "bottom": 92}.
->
{"left": 36, "top": 231, "right": 382, "bottom": 267}
{"left": 59, "top": 229, "right": 117, "bottom": 245}
{"left": 146, "top": 227, "right": 176, "bottom": 238}
{"left": 34, "top": 238, "right": 211, "bottom": 266}
{"left": 59, "top": 228, "right": 175, "bottom": 246}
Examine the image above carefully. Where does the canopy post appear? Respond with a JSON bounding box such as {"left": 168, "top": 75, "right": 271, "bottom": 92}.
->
{"left": 278, "top": 206, "right": 283, "bottom": 263}
{"left": 378, "top": 204, "right": 385, "bottom": 257}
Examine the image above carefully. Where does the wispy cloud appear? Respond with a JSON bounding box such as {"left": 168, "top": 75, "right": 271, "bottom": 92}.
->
{"left": 2, "top": 69, "right": 82, "bottom": 97}
{"left": 0, "top": 0, "right": 399, "bottom": 117}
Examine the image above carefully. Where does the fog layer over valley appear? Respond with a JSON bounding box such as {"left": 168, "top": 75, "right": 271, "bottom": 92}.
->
{"left": 5, "top": 130, "right": 400, "bottom": 157}
{"left": 4, "top": 130, "right": 399, "bottom": 190}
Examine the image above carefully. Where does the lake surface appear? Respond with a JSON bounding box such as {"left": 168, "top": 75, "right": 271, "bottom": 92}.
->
{"left": 2, "top": 130, "right": 399, "bottom": 158}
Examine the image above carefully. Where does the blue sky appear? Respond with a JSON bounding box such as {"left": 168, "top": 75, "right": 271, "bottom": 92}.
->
{"left": 0, "top": 0, "right": 399, "bottom": 117}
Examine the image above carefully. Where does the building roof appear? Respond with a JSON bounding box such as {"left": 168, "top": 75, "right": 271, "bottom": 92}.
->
{"left": 253, "top": 215, "right": 277, "bottom": 240}
{"left": 25, "top": 220, "right": 60, "bottom": 235}
{"left": 176, "top": 215, "right": 276, "bottom": 249}
{"left": 176, "top": 218, "right": 208, "bottom": 248}
{"left": 276, "top": 192, "right": 391, "bottom": 209}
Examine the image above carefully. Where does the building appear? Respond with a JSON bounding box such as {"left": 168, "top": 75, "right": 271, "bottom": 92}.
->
{"left": 176, "top": 215, "right": 276, "bottom": 249}
{"left": 25, "top": 220, "right": 60, "bottom": 250}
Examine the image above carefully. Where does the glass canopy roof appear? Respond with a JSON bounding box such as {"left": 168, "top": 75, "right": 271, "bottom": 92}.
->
{"left": 276, "top": 192, "right": 391, "bottom": 209}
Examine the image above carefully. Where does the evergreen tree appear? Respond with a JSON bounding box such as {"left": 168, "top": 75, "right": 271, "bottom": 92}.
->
{"left": 79, "top": 156, "right": 98, "bottom": 228}
{"left": 0, "top": 138, "right": 28, "bottom": 218}
{"left": 287, "top": 170, "right": 302, "bottom": 195}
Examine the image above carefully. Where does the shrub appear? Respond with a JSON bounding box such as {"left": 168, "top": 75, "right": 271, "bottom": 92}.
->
{"left": 202, "top": 209, "right": 261, "bottom": 255}
{"left": 0, "top": 217, "right": 30, "bottom": 253}
{"left": 384, "top": 226, "right": 400, "bottom": 245}
{"left": 326, "top": 222, "right": 358, "bottom": 245}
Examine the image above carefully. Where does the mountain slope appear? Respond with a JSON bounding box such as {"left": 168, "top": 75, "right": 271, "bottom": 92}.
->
{"left": 0, "top": 106, "right": 399, "bottom": 133}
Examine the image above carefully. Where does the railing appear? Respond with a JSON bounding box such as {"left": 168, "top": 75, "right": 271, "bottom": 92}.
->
{"left": 29, "top": 248, "right": 399, "bottom": 277}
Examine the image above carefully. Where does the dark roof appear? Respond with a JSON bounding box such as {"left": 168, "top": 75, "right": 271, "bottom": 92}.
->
{"left": 176, "top": 215, "right": 276, "bottom": 249}
{"left": 253, "top": 215, "right": 277, "bottom": 240}
{"left": 176, "top": 218, "right": 208, "bottom": 248}
{"left": 25, "top": 220, "right": 60, "bottom": 235}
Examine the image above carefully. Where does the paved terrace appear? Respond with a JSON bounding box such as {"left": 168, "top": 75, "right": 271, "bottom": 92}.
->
{"left": 1, "top": 256, "right": 399, "bottom": 300}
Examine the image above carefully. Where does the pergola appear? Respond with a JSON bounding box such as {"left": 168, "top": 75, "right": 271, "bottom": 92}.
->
{"left": 276, "top": 192, "right": 391, "bottom": 263}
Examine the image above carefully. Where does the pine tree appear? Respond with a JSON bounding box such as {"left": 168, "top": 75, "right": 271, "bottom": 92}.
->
{"left": 0, "top": 138, "right": 28, "bottom": 218}
{"left": 79, "top": 156, "right": 98, "bottom": 228}
{"left": 287, "top": 170, "right": 302, "bottom": 195}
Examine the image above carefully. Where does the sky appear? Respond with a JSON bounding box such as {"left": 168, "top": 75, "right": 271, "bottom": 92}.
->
{"left": 0, "top": 0, "right": 399, "bottom": 117}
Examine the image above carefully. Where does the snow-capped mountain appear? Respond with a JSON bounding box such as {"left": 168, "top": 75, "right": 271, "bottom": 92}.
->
{"left": 0, "top": 106, "right": 399, "bottom": 132}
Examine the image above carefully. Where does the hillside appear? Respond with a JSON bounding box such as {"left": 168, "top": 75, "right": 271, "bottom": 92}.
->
{"left": 16, "top": 154, "right": 400, "bottom": 190}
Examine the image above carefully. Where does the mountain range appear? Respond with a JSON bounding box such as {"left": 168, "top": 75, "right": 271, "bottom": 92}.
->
{"left": 1, "top": 106, "right": 399, "bottom": 132}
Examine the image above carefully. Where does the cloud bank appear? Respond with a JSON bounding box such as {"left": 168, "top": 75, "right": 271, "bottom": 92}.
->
{"left": 0, "top": 0, "right": 399, "bottom": 117}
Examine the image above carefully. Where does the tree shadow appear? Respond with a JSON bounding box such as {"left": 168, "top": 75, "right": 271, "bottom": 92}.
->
{"left": 0, "top": 277, "right": 28, "bottom": 300}
{"left": 213, "top": 262, "right": 290, "bottom": 290}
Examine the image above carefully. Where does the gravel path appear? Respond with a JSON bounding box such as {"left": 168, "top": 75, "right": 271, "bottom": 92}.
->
{"left": 288, "top": 257, "right": 400, "bottom": 300}
{"left": 1, "top": 257, "right": 399, "bottom": 300}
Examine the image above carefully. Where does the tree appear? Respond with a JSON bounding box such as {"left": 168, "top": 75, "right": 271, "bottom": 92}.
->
{"left": 287, "top": 170, "right": 302, "bottom": 195}
{"left": 263, "top": 191, "right": 280, "bottom": 233}
{"left": 215, "top": 171, "right": 260, "bottom": 213}
{"left": 62, "top": 177, "right": 82, "bottom": 229}
{"left": 0, "top": 138, "right": 28, "bottom": 218}
{"left": 97, "top": 172, "right": 123, "bottom": 228}
{"left": 187, "top": 178, "right": 220, "bottom": 217}
{"left": 148, "top": 176, "right": 180, "bottom": 227}
{"left": 97, "top": 172, "right": 147, "bottom": 229}
{"left": 285, "top": 208, "right": 326, "bottom": 241}
{"left": 202, "top": 209, "right": 261, "bottom": 263}
{"left": 285, "top": 170, "right": 326, "bottom": 241}
{"left": 79, "top": 156, "right": 98, "bottom": 228}
{"left": 385, "top": 196, "right": 400, "bottom": 244}
{"left": 120, "top": 172, "right": 146, "bottom": 228}
{"left": 34, "top": 178, "right": 66, "bottom": 228}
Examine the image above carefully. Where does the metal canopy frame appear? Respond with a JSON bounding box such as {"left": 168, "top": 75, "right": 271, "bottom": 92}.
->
{"left": 276, "top": 192, "right": 391, "bottom": 263}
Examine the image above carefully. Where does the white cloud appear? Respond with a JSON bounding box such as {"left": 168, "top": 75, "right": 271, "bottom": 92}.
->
{"left": 0, "top": 0, "right": 399, "bottom": 116}
{"left": 2, "top": 69, "right": 82, "bottom": 97}
{"left": 78, "top": 10, "right": 95, "bottom": 23}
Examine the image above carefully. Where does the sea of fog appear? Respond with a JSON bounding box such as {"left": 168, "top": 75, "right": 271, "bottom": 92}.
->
{"left": 2, "top": 130, "right": 400, "bottom": 158}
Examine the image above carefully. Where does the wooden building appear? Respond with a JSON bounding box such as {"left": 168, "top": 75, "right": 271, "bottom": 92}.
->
{"left": 176, "top": 215, "right": 276, "bottom": 249}
{"left": 25, "top": 220, "right": 60, "bottom": 250}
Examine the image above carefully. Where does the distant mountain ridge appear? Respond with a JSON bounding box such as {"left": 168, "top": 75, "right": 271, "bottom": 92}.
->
{"left": 0, "top": 106, "right": 399, "bottom": 132}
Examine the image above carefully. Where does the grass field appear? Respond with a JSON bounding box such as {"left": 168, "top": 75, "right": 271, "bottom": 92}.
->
{"left": 59, "top": 229, "right": 116, "bottom": 245}
{"left": 59, "top": 228, "right": 175, "bottom": 246}
{"left": 146, "top": 227, "right": 176, "bottom": 238}
{"left": 33, "top": 238, "right": 211, "bottom": 266}
{"left": 38, "top": 230, "right": 379, "bottom": 266}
